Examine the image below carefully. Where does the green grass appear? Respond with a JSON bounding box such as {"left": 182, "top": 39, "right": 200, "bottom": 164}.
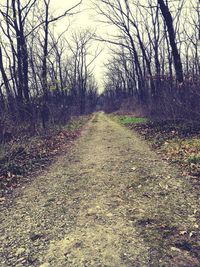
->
{"left": 117, "top": 116, "right": 148, "bottom": 125}
{"left": 188, "top": 155, "right": 200, "bottom": 164}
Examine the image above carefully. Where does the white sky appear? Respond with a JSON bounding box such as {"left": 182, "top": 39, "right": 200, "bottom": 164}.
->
{"left": 50, "top": 0, "right": 111, "bottom": 91}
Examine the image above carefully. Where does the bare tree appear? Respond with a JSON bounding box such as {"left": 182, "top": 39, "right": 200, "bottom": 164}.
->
{"left": 67, "top": 29, "right": 101, "bottom": 114}
{"left": 40, "top": 0, "right": 81, "bottom": 99}
{"left": 157, "top": 0, "right": 184, "bottom": 83}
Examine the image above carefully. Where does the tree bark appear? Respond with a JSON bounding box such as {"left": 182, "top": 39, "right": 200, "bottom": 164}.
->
{"left": 0, "top": 46, "right": 11, "bottom": 98}
{"left": 158, "top": 0, "right": 184, "bottom": 83}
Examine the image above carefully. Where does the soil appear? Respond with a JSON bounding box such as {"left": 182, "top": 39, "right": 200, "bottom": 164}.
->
{"left": 0, "top": 112, "right": 199, "bottom": 267}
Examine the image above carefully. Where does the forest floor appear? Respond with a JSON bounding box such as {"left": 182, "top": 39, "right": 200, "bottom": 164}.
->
{"left": 0, "top": 112, "right": 199, "bottom": 267}
{"left": 0, "top": 116, "right": 90, "bottom": 199}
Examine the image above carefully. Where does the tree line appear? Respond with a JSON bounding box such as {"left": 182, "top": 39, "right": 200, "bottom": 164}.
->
{"left": 0, "top": 0, "right": 199, "bottom": 142}
{"left": 0, "top": 0, "right": 99, "bottom": 140}
{"left": 96, "top": 0, "right": 200, "bottom": 120}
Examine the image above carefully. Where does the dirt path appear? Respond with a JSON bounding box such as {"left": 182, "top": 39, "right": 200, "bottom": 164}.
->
{"left": 0, "top": 112, "right": 199, "bottom": 267}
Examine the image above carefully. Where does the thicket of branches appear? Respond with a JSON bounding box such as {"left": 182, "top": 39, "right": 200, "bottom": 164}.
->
{"left": 0, "top": 0, "right": 199, "bottom": 143}
{"left": 0, "top": 0, "right": 99, "bottom": 141}
{"left": 96, "top": 0, "right": 200, "bottom": 120}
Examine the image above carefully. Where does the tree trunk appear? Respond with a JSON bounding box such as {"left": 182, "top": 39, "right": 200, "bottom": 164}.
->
{"left": 158, "top": 0, "right": 184, "bottom": 83}
{"left": 0, "top": 46, "right": 11, "bottom": 97}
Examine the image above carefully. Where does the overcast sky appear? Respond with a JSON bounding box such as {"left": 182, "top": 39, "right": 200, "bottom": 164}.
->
{"left": 50, "top": 0, "right": 111, "bottom": 91}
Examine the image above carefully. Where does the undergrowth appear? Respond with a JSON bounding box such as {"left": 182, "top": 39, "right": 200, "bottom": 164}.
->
{"left": 0, "top": 116, "right": 90, "bottom": 199}
{"left": 114, "top": 115, "right": 200, "bottom": 178}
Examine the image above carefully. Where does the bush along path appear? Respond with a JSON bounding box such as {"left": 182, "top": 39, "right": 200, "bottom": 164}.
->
{"left": 0, "top": 112, "right": 199, "bottom": 266}
{"left": 0, "top": 116, "right": 91, "bottom": 201}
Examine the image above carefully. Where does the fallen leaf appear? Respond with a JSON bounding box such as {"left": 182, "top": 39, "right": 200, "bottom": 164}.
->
{"left": 179, "top": 230, "right": 187, "bottom": 235}
{"left": 171, "top": 246, "right": 181, "bottom": 252}
{"left": 0, "top": 197, "right": 6, "bottom": 203}
{"left": 189, "top": 232, "right": 194, "bottom": 238}
{"left": 131, "top": 167, "right": 137, "bottom": 171}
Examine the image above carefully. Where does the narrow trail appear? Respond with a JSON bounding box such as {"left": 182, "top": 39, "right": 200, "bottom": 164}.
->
{"left": 0, "top": 113, "right": 199, "bottom": 267}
